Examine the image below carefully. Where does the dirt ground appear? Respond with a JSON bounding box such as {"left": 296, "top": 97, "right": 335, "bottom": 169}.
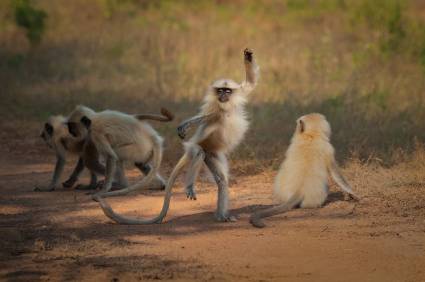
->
{"left": 1, "top": 124, "right": 425, "bottom": 282}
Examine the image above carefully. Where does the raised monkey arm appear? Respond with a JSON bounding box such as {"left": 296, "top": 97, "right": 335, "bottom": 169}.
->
{"left": 242, "top": 48, "right": 260, "bottom": 92}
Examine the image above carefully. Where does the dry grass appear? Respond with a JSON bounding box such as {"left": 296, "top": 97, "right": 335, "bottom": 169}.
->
{"left": 1, "top": 0, "right": 425, "bottom": 166}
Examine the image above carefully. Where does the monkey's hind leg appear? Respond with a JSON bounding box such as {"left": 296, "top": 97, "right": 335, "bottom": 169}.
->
{"left": 204, "top": 152, "right": 235, "bottom": 222}
{"left": 134, "top": 162, "right": 165, "bottom": 191}
{"left": 184, "top": 146, "right": 205, "bottom": 200}
{"left": 75, "top": 172, "right": 98, "bottom": 190}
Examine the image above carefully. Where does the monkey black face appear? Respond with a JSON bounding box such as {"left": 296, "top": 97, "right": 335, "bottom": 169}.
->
{"left": 80, "top": 116, "right": 92, "bottom": 130}
{"left": 67, "top": 122, "right": 80, "bottom": 137}
{"left": 215, "top": 87, "right": 233, "bottom": 103}
{"left": 41, "top": 123, "right": 53, "bottom": 140}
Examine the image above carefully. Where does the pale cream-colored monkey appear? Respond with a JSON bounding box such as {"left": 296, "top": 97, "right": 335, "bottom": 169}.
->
{"left": 250, "top": 113, "right": 359, "bottom": 228}
{"left": 95, "top": 48, "right": 259, "bottom": 224}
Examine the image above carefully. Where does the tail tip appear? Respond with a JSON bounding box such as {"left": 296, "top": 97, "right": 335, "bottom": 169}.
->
{"left": 160, "top": 107, "right": 174, "bottom": 121}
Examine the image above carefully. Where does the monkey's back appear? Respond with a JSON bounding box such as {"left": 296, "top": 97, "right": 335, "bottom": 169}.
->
{"left": 273, "top": 137, "right": 331, "bottom": 208}
{"left": 91, "top": 111, "right": 158, "bottom": 161}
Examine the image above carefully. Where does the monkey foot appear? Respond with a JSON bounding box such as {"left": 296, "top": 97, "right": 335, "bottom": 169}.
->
{"left": 215, "top": 214, "right": 237, "bottom": 222}
{"left": 185, "top": 185, "right": 197, "bottom": 200}
{"left": 149, "top": 180, "right": 166, "bottom": 191}
{"left": 91, "top": 194, "right": 102, "bottom": 202}
{"left": 62, "top": 178, "right": 77, "bottom": 188}
{"left": 75, "top": 184, "right": 97, "bottom": 191}
{"left": 249, "top": 216, "right": 266, "bottom": 228}
{"left": 34, "top": 186, "right": 55, "bottom": 192}
{"left": 95, "top": 181, "right": 124, "bottom": 191}
{"left": 345, "top": 193, "right": 360, "bottom": 202}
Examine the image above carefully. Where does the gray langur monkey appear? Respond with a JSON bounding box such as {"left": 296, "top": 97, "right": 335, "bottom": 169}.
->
{"left": 250, "top": 113, "right": 359, "bottom": 228}
{"left": 70, "top": 108, "right": 173, "bottom": 199}
{"left": 95, "top": 48, "right": 259, "bottom": 224}
{"left": 36, "top": 105, "right": 126, "bottom": 192}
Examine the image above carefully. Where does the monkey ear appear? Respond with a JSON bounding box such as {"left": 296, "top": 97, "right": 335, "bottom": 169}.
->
{"left": 80, "top": 116, "right": 91, "bottom": 129}
{"left": 45, "top": 123, "right": 54, "bottom": 136}
{"left": 299, "top": 120, "right": 305, "bottom": 133}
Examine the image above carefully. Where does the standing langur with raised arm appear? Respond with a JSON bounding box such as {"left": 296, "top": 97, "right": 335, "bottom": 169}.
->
{"left": 95, "top": 48, "right": 259, "bottom": 224}
{"left": 250, "top": 113, "right": 359, "bottom": 228}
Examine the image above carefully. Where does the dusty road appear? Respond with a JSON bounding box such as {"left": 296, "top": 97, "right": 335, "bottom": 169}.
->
{"left": 0, "top": 125, "right": 424, "bottom": 281}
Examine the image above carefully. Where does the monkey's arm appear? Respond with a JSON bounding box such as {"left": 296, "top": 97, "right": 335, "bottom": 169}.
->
{"left": 242, "top": 48, "right": 260, "bottom": 92}
{"left": 177, "top": 114, "right": 216, "bottom": 139}
{"left": 328, "top": 159, "right": 360, "bottom": 201}
{"left": 35, "top": 153, "right": 66, "bottom": 191}
{"left": 93, "top": 135, "right": 119, "bottom": 193}
{"left": 83, "top": 139, "right": 105, "bottom": 175}
{"left": 62, "top": 157, "right": 84, "bottom": 188}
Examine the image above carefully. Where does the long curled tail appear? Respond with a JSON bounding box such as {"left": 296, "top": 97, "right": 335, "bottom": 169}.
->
{"left": 249, "top": 194, "right": 301, "bottom": 228}
{"left": 135, "top": 108, "right": 174, "bottom": 122}
{"left": 95, "top": 153, "right": 189, "bottom": 224}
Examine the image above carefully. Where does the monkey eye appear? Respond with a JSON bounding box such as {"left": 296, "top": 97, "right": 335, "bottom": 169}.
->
{"left": 216, "top": 88, "right": 232, "bottom": 95}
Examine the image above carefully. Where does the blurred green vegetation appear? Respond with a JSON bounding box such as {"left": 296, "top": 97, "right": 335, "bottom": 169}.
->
{"left": 1, "top": 0, "right": 425, "bottom": 166}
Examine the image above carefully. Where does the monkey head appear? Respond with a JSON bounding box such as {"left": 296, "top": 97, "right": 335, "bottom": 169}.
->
{"left": 211, "top": 79, "right": 240, "bottom": 103}
{"left": 296, "top": 113, "right": 331, "bottom": 139}
{"left": 40, "top": 115, "right": 67, "bottom": 148}
{"left": 66, "top": 105, "right": 95, "bottom": 138}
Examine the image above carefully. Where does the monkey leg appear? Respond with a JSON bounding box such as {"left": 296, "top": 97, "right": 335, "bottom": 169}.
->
{"left": 204, "top": 152, "right": 235, "bottom": 222}
{"left": 134, "top": 162, "right": 165, "bottom": 190}
{"left": 93, "top": 157, "right": 117, "bottom": 196}
{"left": 83, "top": 140, "right": 106, "bottom": 176}
{"left": 114, "top": 161, "right": 129, "bottom": 188}
{"left": 34, "top": 155, "right": 66, "bottom": 192}
{"left": 62, "top": 158, "right": 85, "bottom": 188}
{"left": 184, "top": 146, "right": 205, "bottom": 200}
{"left": 75, "top": 172, "right": 98, "bottom": 190}
{"left": 134, "top": 162, "right": 166, "bottom": 190}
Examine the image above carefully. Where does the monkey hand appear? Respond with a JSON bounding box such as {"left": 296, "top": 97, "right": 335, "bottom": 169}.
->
{"left": 249, "top": 215, "right": 266, "bottom": 228}
{"left": 185, "top": 184, "right": 197, "bottom": 200}
{"left": 244, "top": 48, "right": 253, "bottom": 62}
{"left": 177, "top": 125, "right": 187, "bottom": 139}
{"left": 34, "top": 185, "right": 57, "bottom": 192}
{"left": 347, "top": 193, "right": 360, "bottom": 202}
